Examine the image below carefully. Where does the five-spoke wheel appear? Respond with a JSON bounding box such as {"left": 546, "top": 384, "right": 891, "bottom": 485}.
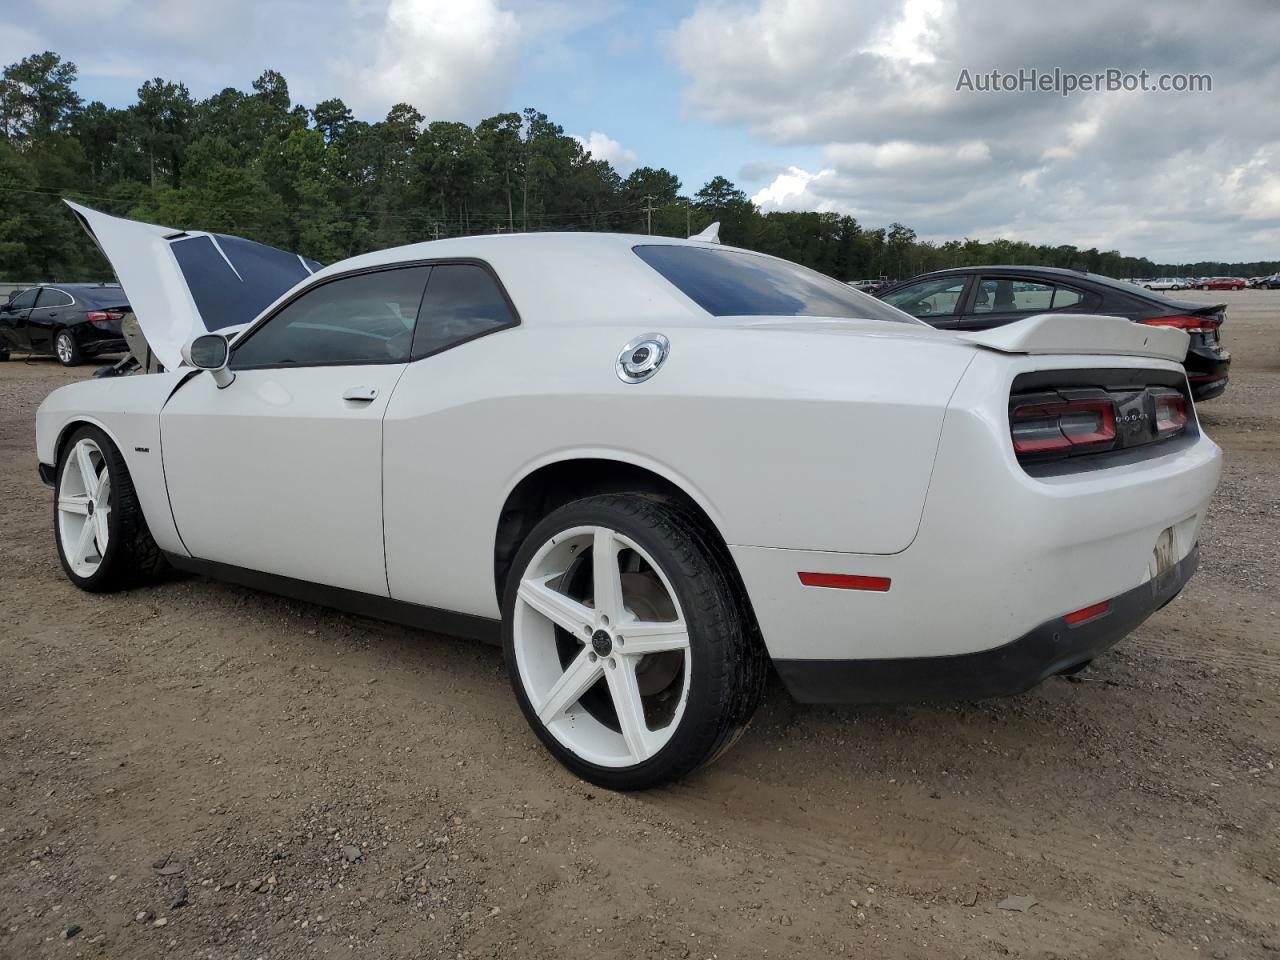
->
{"left": 53, "top": 424, "right": 168, "bottom": 591}
{"left": 57, "top": 437, "right": 111, "bottom": 578}
{"left": 503, "top": 493, "right": 765, "bottom": 790}
{"left": 513, "top": 523, "right": 692, "bottom": 768}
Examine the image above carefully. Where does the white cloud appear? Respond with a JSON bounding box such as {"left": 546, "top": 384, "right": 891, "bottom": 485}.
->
{"left": 673, "top": 0, "right": 1280, "bottom": 261}
{"left": 752, "top": 165, "right": 834, "bottom": 210}
{"left": 572, "top": 130, "right": 639, "bottom": 175}
{"left": 350, "top": 0, "right": 522, "bottom": 119}
{"left": 0, "top": 23, "right": 44, "bottom": 70}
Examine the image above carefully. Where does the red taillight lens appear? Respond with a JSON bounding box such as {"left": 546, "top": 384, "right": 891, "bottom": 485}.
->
{"left": 85, "top": 310, "right": 123, "bottom": 330}
{"left": 1152, "top": 389, "right": 1187, "bottom": 438}
{"left": 1140, "top": 314, "right": 1222, "bottom": 333}
{"left": 1011, "top": 398, "right": 1116, "bottom": 457}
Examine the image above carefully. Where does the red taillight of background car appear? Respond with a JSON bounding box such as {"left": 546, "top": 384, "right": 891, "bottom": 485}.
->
{"left": 85, "top": 310, "right": 123, "bottom": 329}
{"left": 1010, "top": 398, "right": 1117, "bottom": 458}
{"left": 1139, "top": 313, "right": 1222, "bottom": 334}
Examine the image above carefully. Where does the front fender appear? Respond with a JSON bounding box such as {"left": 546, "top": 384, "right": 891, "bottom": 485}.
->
{"left": 36, "top": 372, "right": 192, "bottom": 555}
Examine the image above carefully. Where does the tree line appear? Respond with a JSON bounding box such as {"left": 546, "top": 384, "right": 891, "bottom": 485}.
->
{"left": 2, "top": 52, "right": 1276, "bottom": 283}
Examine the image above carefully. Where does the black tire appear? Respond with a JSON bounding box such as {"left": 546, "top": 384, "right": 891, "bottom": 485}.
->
{"left": 0, "top": 348, "right": 9, "bottom": 361}
{"left": 55, "top": 329, "right": 83, "bottom": 366}
{"left": 54, "top": 424, "right": 170, "bottom": 592}
{"left": 502, "top": 493, "right": 766, "bottom": 790}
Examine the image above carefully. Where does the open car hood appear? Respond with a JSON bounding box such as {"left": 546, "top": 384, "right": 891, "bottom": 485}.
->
{"left": 66, "top": 201, "right": 323, "bottom": 370}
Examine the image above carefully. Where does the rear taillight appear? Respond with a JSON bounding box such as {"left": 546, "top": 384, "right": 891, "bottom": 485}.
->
{"left": 1152, "top": 389, "right": 1187, "bottom": 439}
{"left": 86, "top": 310, "right": 123, "bottom": 329}
{"left": 1011, "top": 398, "right": 1116, "bottom": 458}
{"left": 1139, "top": 313, "right": 1222, "bottom": 333}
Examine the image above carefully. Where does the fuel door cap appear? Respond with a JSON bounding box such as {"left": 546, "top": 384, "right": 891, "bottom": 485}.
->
{"left": 616, "top": 333, "right": 670, "bottom": 384}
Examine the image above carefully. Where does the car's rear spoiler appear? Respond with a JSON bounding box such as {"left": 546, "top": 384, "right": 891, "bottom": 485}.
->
{"left": 958, "top": 314, "right": 1189, "bottom": 363}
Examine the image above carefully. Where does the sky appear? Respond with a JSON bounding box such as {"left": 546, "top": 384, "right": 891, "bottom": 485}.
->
{"left": 4, "top": 0, "right": 1279, "bottom": 263}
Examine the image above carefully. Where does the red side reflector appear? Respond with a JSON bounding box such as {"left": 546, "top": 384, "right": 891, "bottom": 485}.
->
{"left": 1064, "top": 600, "right": 1110, "bottom": 626}
{"left": 798, "top": 572, "right": 891, "bottom": 592}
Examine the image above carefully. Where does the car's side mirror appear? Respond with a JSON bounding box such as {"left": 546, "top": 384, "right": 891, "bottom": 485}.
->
{"left": 183, "top": 333, "right": 235, "bottom": 389}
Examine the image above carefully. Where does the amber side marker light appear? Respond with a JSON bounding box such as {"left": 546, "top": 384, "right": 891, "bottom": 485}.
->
{"left": 1064, "top": 600, "right": 1111, "bottom": 626}
{"left": 798, "top": 572, "right": 892, "bottom": 592}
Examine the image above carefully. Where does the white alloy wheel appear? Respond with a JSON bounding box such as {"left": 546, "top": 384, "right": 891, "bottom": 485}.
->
{"left": 56, "top": 331, "right": 75, "bottom": 364}
{"left": 512, "top": 524, "right": 692, "bottom": 769}
{"left": 57, "top": 437, "right": 111, "bottom": 578}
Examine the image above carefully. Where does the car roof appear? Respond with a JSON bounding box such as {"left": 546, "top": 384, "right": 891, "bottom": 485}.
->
{"left": 309, "top": 231, "right": 731, "bottom": 278}
{"left": 906, "top": 265, "right": 1091, "bottom": 279}
{"left": 299, "top": 232, "right": 797, "bottom": 329}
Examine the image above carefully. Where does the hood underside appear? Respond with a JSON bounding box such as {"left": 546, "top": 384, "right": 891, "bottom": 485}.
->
{"left": 67, "top": 201, "right": 323, "bottom": 370}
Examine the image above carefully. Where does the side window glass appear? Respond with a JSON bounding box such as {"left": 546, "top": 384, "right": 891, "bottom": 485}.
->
{"left": 1052, "top": 286, "right": 1082, "bottom": 309}
{"left": 231, "top": 266, "right": 430, "bottom": 369}
{"left": 43, "top": 289, "right": 74, "bottom": 307}
{"left": 879, "top": 278, "right": 967, "bottom": 318}
{"left": 8, "top": 289, "right": 38, "bottom": 309}
{"left": 411, "top": 263, "right": 517, "bottom": 360}
{"left": 973, "top": 278, "right": 1054, "bottom": 314}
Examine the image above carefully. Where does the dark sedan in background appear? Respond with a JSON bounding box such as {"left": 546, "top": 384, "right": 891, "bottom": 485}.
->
{"left": 0, "top": 283, "right": 129, "bottom": 366}
{"left": 877, "top": 266, "right": 1231, "bottom": 401}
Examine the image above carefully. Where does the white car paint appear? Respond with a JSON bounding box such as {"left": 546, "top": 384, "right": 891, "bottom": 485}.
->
{"left": 35, "top": 226, "right": 1221, "bottom": 682}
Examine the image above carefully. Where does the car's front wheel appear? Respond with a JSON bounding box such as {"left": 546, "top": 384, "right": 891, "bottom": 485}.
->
{"left": 54, "top": 329, "right": 83, "bottom": 366}
{"left": 503, "top": 494, "right": 765, "bottom": 790}
{"left": 55, "top": 425, "right": 169, "bottom": 592}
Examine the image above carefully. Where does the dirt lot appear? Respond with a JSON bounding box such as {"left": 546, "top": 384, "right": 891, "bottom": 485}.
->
{"left": 1, "top": 290, "right": 1278, "bottom": 960}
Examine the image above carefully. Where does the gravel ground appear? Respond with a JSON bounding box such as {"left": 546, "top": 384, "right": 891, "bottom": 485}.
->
{"left": 1, "top": 290, "right": 1278, "bottom": 959}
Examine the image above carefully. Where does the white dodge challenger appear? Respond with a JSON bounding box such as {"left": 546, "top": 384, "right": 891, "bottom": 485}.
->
{"left": 36, "top": 204, "right": 1222, "bottom": 789}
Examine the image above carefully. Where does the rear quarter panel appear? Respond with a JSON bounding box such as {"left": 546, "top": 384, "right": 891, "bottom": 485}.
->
{"left": 382, "top": 322, "right": 975, "bottom": 617}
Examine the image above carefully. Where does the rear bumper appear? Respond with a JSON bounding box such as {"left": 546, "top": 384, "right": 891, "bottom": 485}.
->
{"left": 1185, "top": 340, "right": 1230, "bottom": 401}
{"left": 82, "top": 336, "right": 127, "bottom": 356}
{"left": 774, "top": 544, "right": 1198, "bottom": 703}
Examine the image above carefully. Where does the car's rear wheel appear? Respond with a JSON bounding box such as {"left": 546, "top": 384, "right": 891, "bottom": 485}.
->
{"left": 503, "top": 493, "right": 765, "bottom": 790}
{"left": 55, "top": 425, "right": 169, "bottom": 592}
{"left": 55, "top": 329, "right": 82, "bottom": 366}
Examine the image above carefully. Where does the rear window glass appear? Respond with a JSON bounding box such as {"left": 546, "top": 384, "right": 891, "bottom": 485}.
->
{"left": 75, "top": 286, "right": 123, "bottom": 305}
{"left": 633, "top": 245, "right": 921, "bottom": 324}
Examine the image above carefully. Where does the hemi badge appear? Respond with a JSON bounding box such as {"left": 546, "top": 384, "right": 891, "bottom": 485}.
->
{"left": 134, "top": 446, "right": 150, "bottom": 453}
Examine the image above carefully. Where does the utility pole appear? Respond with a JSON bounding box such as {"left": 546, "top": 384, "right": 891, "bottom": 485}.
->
{"left": 642, "top": 195, "right": 657, "bottom": 235}
{"left": 432, "top": 222, "right": 441, "bottom": 241}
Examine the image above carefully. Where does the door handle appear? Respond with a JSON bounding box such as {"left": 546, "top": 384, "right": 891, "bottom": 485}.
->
{"left": 343, "top": 386, "right": 378, "bottom": 402}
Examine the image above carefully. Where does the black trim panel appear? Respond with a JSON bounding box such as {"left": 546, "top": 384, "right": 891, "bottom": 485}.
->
{"left": 164, "top": 553, "right": 502, "bottom": 645}
{"left": 38, "top": 462, "right": 56, "bottom": 486}
{"left": 774, "top": 543, "right": 1199, "bottom": 704}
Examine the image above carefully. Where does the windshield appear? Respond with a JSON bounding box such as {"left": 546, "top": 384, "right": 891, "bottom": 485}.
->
{"left": 633, "top": 244, "right": 923, "bottom": 324}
